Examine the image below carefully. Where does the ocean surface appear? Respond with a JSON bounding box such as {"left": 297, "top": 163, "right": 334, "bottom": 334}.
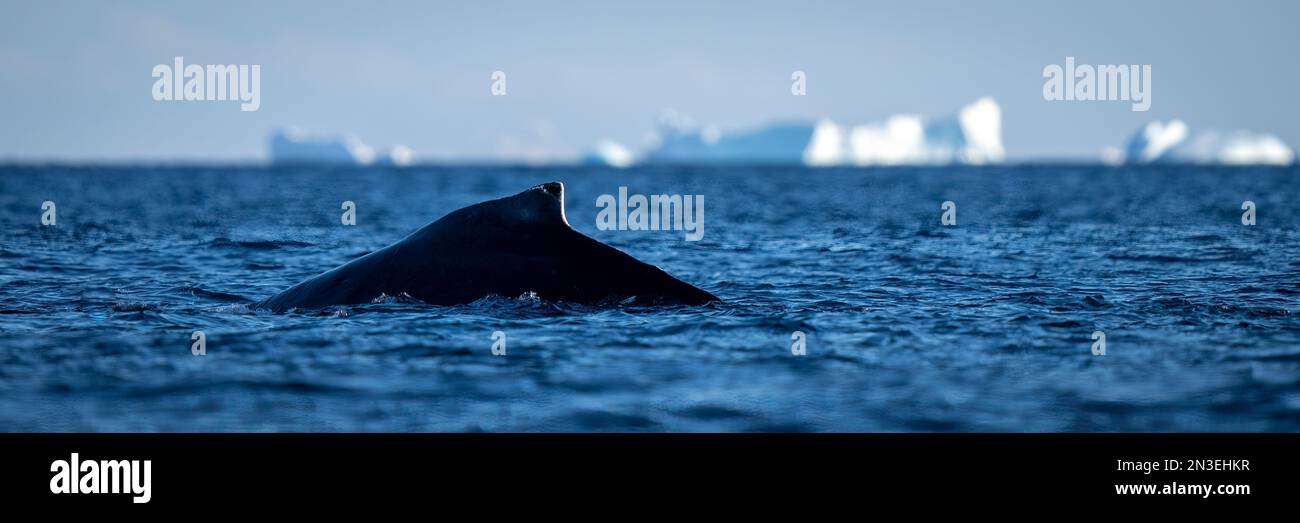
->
{"left": 1, "top": 164, "right": 1298, "bottom": 432}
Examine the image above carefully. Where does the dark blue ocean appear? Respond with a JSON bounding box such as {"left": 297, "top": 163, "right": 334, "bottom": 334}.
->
{"left": 1, "top": 165, "right": 1298, "bottom": 432}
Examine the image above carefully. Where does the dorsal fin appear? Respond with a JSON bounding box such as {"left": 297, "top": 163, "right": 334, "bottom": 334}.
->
{"left": 511, "top": 181, "right": 569, "bottom": 226}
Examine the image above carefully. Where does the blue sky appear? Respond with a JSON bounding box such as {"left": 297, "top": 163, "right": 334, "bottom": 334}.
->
{"left": 1, "top": 0, "right": 1297, "bottom": 162}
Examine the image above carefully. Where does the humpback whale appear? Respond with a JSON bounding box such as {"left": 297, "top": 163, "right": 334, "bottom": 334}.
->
{"left": 255, "top": 182, "right": 718, "bottom": 312}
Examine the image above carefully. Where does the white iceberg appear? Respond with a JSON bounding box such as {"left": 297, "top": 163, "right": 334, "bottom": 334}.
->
{"left": 269, "top": 127, "right": 376, "bottom": 165}
{"left": 1172, "top": 130, "right": 1294, "bottom": 165}
{"left": 953, "top": 97, "right": 1006, "bottom": 164}
{"left": 380, "top": 144, "right": 416, "bottom": 167}
{"left": 1123, "top": 120, "right": 1294, "bottom": 165}
{"left": 1099, "top": 146, "right": 1126, "bottom": 166}
{"left": 847, "top": 97, "right": 1003, "bottom": 165}
{"left": 1124, "top": 120, "right": 1189, "bottom": 163}
{"left": 582, "top": 139, "right": 636, "bottom": 168}
{"left": 641, "top": 111, "right": 817, "bottom": 164}
{"left": 628, "top": 98, "right": 1004, "bottom": 166}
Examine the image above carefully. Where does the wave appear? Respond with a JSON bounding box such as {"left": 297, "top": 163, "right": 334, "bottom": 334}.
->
{"left": 182, "top": 286, "right": 252, "bottom": 303}
{"left": 206, "top": 237, "right": 315, "bottom": 250}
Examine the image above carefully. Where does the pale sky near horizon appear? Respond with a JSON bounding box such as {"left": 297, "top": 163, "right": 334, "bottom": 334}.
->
{"left": 1, "top": 0, "right": 1297, "bottom": 162}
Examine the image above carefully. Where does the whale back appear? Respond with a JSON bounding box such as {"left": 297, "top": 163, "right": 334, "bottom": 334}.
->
{"left": 256, "top": 182, "right": 717, "bottom": 312}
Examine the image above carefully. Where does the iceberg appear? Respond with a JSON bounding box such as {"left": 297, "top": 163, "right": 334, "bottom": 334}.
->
{"left": 269, "top": 127, "right": 376, "bottom": 165}
{"left": 640, "top": 108, "right": 816, "bottom": 164}
{"left": 1124, "top": 120, "right": 1189, "bottom": 163}
{"left": 625, "top": 98, "right": 1004, "bottom": 166}
{"left": 582, "top": 139, "right": 636, "bottom": 168}
{"left": 1123, "top": 120, "right": 1294, "bottom": 165}
{"left": 839, "top": 97, "right": 1004, "bottom": 165}
{"left": 1168, "top": 130, "right": 1294, "bottom": 165}
{"left": 379, "top": 144, "right": 416, "bottom": 167}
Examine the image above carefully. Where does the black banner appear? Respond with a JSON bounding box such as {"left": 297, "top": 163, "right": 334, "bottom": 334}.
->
{"left": 0, "top": 433, "right": 1290, "bottom": 510}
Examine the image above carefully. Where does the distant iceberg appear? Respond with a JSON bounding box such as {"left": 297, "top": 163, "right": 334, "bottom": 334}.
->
{"left": 588, "top": 98, "right": 1004, "bottom": 167}
{"left": 1123, "top": 120, "right": 1294, "bottom": 165}
{"left": 809, "top": 97, "right": 1005, "bottom": 166}
{"left": 640, "top": 109, "right": 819, "bottom": 164}
{"left": 582, "top": 139, "right": 636, "bottom": 168}
{"left": 269, "top": 127, "right": 416, "bottom": 167}
{"left": 380, "top": 144, "right": 416, "bottom": 167}
{"left": 1184, "top": 132, "right": 1296, "bottom": 165}
{"left": 269, "top": 127, "right": 374, "bottom": 165}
